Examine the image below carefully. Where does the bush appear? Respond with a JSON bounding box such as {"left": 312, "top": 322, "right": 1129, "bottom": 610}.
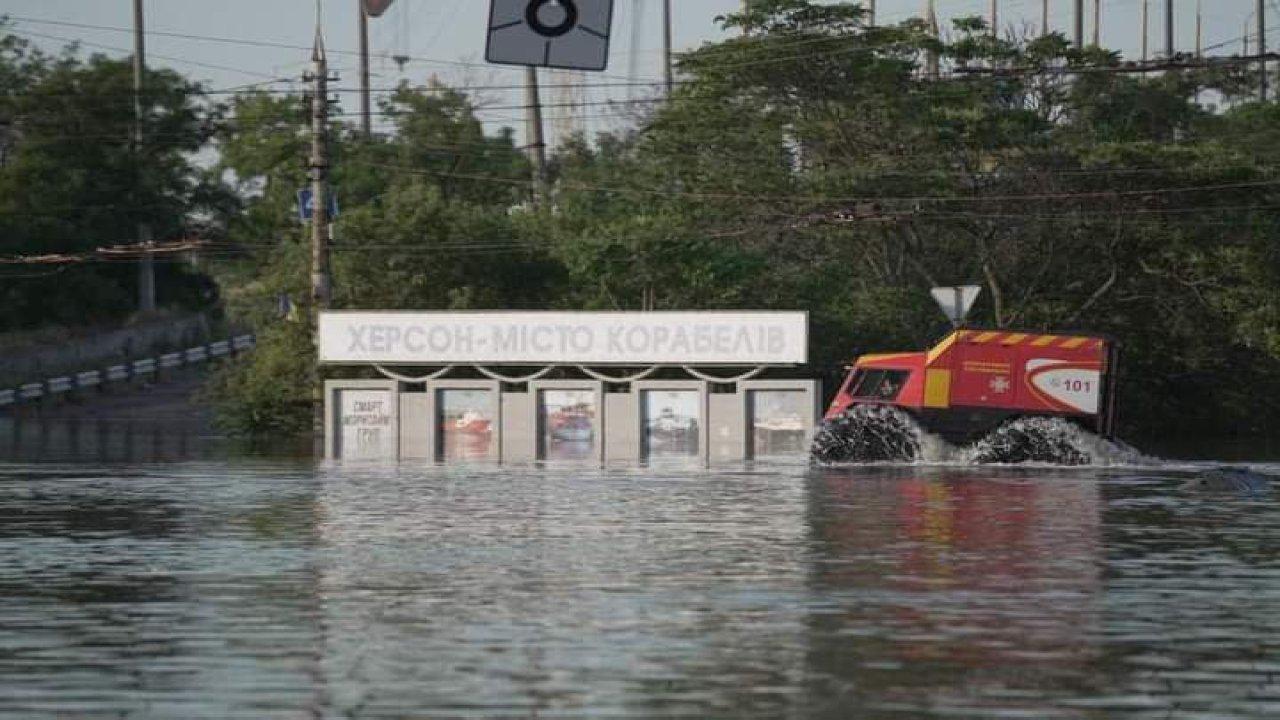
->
{"left": 206, "top": 321, "right": 315, "bottom": 438}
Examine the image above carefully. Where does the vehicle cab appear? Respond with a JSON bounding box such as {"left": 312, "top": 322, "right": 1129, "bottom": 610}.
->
{"left": 824, "top": 352, "right": 927, "bottom": 421}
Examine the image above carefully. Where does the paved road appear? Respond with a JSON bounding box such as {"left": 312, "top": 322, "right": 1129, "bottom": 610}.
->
{"left": 7, "top": 370, "right": 215, "bottom": 429}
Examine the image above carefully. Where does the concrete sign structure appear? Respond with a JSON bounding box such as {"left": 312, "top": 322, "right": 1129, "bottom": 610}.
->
{"left": 322, "top": 310, "right": 819, "bottom": 464}
{"left": 319, "top": 311, "right": 808, "bottom": 366}
{"left": 485, "top": 0, "right": 615, "bottom": 71}
{"left": 326, "top": 377, "right": 822, "bottom": 465}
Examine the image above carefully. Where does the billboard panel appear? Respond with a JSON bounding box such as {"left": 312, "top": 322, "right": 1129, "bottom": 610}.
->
{"left": 319, "top": 311, "right": 808, "bottom": 366}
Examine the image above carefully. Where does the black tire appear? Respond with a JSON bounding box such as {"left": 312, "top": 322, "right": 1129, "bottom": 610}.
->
{"left": 810, "top": 404, "right": 922, "bottom": 464}
{"left": 965, "top": 417, "right": 1091, "bottom": 466}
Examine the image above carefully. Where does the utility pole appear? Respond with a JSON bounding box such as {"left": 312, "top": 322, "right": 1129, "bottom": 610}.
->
{"left": 1245, "top": 18, "right": 1252, "bottom": 57}
{"left": 742, "top": 0, "right": 750, "bottom": 36}
{"left": 868, "top": 0, "right": 876, "bottom": 26}
{"left": 1074, "top": 0, "right": 1084, "bottom": 48}
{"left": 1259, "top": 0, "right": 1268, "bottom": 101}
{"left": 309, "top": 33, "right": 332, "bottom": 315}
{"left": 1042, "top": 0, "right": 1049, "bottom": 37}
{"left": 524, "top": 67, "right": 548, "bottom": 205}
{"left": 133, "top": 0, "right": 155, "bottom": 314}
{"left": 358, "top": 0, "right": 371, "bottom": 137}
{"left": 990, "top": 0, "right": 997, "bottom": 36}
{"left": 1142, "top": 0, "right": 1150, "bottom": 60}
{"left": 662, "top": 0, "right": 673, "bottom": 95}
{"left": 309, "top": 25, "right": 333, "bottom": 446}
{"left": 1165, "top": 0, "right": 1173, "bottom": 58}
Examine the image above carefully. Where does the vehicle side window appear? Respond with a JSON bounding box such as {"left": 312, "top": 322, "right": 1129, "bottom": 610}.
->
{"left": 844, "top": 370, "right": 869, "bottom": 397}
{"left": 849, "top": 370, "right": 881, "bottom": 398}
{"left": 852, "top": 370, "right": 910, "bottom": 401}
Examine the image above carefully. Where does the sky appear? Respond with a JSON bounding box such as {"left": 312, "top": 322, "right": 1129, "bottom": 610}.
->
{"left": 1, "top": 1, "right": 1272, "bottom": 143}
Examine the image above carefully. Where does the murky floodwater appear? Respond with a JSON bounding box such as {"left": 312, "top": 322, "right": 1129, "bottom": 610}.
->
{"left": 1, "top": 419, "right": 1278, "bottom": 718}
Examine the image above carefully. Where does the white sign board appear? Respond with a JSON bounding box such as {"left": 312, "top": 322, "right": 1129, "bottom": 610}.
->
{"left": 319, "top": 311, "right": 808, "bottom": 366}
{"left": 336, "top": 389, "right": 397, "bottom": 459}
{"left": 931, "top": 285, "right": 982, "bottom": 327}
{"left": 486, "top": 0, "right": 614, "bottom": 71}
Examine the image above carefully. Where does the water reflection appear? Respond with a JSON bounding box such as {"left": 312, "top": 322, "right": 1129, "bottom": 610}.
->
{"left": 803, "top": 469, "right": 1106, "bottom": 716}
{"left": 0, "top": 451, "right": 1277, "bottom": 717}
{"left": 0, "top": 416, "right": 206, "bottom": 463}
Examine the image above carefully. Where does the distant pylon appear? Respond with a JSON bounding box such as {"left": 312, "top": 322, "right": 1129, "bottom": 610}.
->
{"left": 1093, "top": 0, "right": 1101, "bottom": 46}
{"left": 551, "top": 68, "right": 587, "bottom": 147}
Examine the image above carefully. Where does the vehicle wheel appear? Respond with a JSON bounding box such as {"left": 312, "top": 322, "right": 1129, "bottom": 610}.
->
{"left": 965, "top": 416, "right": 1091, "bottom": 466}
{"left": 810, "top": 404, "right": 922, "bottom": 464}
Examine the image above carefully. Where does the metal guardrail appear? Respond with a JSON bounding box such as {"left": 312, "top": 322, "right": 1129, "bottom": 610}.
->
{"left": 0, "top": 334, "right": 255, "bottom": 409}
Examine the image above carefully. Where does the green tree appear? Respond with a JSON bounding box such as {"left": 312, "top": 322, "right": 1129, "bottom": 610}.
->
{"left": 0, "top": 26, "right": 223, "bottom": 329}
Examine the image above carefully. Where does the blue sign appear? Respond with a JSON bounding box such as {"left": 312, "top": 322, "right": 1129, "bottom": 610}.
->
{"left": 298, "top": 188, "right": 339, "bottom": 222}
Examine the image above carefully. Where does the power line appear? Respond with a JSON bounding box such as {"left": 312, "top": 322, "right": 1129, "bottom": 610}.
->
{"left": 5, "top": 14, "right": 661, "bottom": 84}
{"left": 8, "top": 27, "right": 282, "bottom": 81}
{"left": 350, "top": 160, "right": 1280, "bottom": 205}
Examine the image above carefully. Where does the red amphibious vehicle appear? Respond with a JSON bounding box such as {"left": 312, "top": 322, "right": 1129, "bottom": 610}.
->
{"left": 824, "top": 328, "right": 1119, "bottom": 445}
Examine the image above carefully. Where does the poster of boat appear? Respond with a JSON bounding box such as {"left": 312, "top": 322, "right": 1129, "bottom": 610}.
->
{"left": 438, "top": 389, "right": 495, "bottom": 460}
{"left": 643, "top": 390, "right": 700, "bottom": 458}
{"left": 750, "top": 390, "right": 807, "bottom": 457}
{"left": 540, "top": 389, "right": 597, "bottom": 461}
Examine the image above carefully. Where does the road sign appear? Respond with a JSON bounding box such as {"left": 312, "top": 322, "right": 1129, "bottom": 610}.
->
{"left": 362, "top": 0, "right": 395, "bottom": 17}
{"left": 298, "top": 188, "right": 339, "bottom": 222}
{"left": 931, "top": 285, "right": 982, "bottom": 327}
{"left": 486, "top": 0, "right": 615, "bottom": 71}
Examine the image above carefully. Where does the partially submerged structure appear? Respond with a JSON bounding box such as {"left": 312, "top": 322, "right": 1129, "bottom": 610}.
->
{"left": 321, "top": 311, "right": 821, "bottom": 463}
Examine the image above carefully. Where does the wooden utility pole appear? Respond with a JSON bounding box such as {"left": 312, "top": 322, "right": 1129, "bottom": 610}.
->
{"left": 133, "top": 0, "right": 155, "bottom": 314}
{"left": 1259, "top": 0, "right": 1268, "bottom": 100}
{"left": 1042, "top": 0, "right": 1049, "bottom": 37}
{"left": 742, "top": 0, "right": 750, "bottom": 36}
{"left": 1165, "top": 0, "right": 1173, "bottom": 58}
{"left": 662, "top": 0, "right": 673, "bottom": 95}
{"left": 524, "top": 66, "right": 548, "bottom": 205}
{"left": 1074, "top": 0, "right": 1084, "bottom": 48}
{"left": 990, "top": 0, "right": 997, "bottom": 36}
{"left": 358, "top": 0, "right": 371, "bottom": 137}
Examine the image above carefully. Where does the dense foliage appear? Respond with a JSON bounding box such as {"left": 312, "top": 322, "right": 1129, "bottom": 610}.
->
{"left": 7, "top": 2, "right": 1280, "bottom": 440}
{"left": 0, "top": 27, "right": 224, "bottom": 329}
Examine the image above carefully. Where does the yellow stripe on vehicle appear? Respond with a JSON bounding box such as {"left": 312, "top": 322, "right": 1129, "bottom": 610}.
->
{"left": 923, "top": 369, "right": 951, "bottom": 408}
{"left": 972, "top": 332, "right": 1001, "bottom": 343}
{"left": 1001, "top": 333, "right": 1029, "bottom": 345}
{"left": 857, "top": 352, "right": 918, "bottom": 364}
{"left": 1031, "top": 335, "right": 1057, "bottom": 347}
{"left": 926, "top": 331, "right": 965, "bottom": 365}
{"left": 1060, "top": 337, "right": 1089, "bottom": 349}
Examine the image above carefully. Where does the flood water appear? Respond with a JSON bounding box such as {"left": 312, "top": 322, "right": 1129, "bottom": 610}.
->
{"left": 1, "top": 419, "right": 1279, "bottom": 718}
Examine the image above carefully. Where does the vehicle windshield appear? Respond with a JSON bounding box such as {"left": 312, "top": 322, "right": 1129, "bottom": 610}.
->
{"left": 849, "top": 369, "right": 910, "bottom": 401}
